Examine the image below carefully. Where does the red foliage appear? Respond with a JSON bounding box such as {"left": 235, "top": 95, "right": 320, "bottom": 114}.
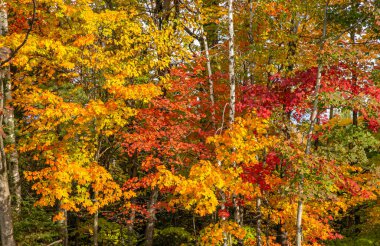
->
{"left": 367, "top": 118, "right": 380, "bottom": 132}
{"left": 218, "top": 209, "right": 230, "bottom": 219}
{"left": 240, "top": 151, "right": 281, "bottom": 191}
{"left": 239, "top": 64, "right": 379, "bottom": 128}
{"left": 120, "top": 61, "right": 211, "bottom": 224}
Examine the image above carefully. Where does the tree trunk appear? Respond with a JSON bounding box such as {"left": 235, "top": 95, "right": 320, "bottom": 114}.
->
{"left": 192, "top": 215, "right": 197, "bottom": 236}
{"left": 296, "top": 3, "right": 328, "bottom": 245}
{"left": 127, "top": 156, "right": 137, "bottom": 234}
{"left": 74, "top": 215, "right": 80, "bottom": 246}
{"left": 228, "top": 0, "right": 235, "bottom": 126}
{"left": 265, "top": 214, "right": 270, "bottom": 246}
{"left": 248, "top": 0, "right": 254, "bottom": 44}
{"left": 295, "top": 199, "right": 304, "bottom": 246}
{"left": 0, "top": 159, "right": 15, "bottom": 246}
{"left": 353, "top": 110, "right": 358, "bottom": 126}
{"left": 329, "top": 106, "right": 334, "bottom": 120}
{"left": 1, "top": 9, "right": 20, "bottom": 211}
{"left": 0, "top": 2, "right": 16, "bottom": 245}
{"left": 93, "top": 139, "right": 102, "bottom": 246}
{"left": 285, "top": 16, "right": 300, "bottom": 73}
{"left": 220, "top": 193, "right": 228, "bottom": 246}
{"left": 228, "top": 0, "right": 243, "bottom": 232}
{"left": 201, "top": 24, "right": 216, "bottom": 127}
{"left": 4, "top": 61, "right": 21, "bottom": 215}
{"left": 58, "top": 208, "right": 68, "bottom": 246}
{"left": 94, "top": 209, "right": 99, "bottom": 246}
{"left": 128, "top": 205, "right": 136, "bottom": 233}
{"left": 228, "top": 0, "right": 242, "bottom": 229}
{"left": 256, "top": 197, "right": 262, "bottom": 246}
{"left": 296, "top": 63, "right": 322, "bottom": 245}
{"left": 349, "top": 31, "right": 358, "bottom": 127}
{"left": 276, "top": 223, "right": 289, "bottom": 246}
{"left": 247, "top": 0, "right": 255, "bottom": 85}
{"left": 145, "top": 188, "right": 158, "bottom": 246}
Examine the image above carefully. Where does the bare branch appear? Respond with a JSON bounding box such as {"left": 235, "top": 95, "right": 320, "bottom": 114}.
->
{"left": 45, "top": 240, "right": 63, "bottom": 246}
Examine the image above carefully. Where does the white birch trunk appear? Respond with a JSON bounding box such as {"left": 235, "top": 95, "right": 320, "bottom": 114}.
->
{"left": 256, "top": 197, "right": 262, "bottom": 246}
{"left": 228, "top": 0, "right": 235, "bottom": 126}
{"left": 94, "top": 208, "right": 98, "bottom": 246}
{"left": 58, "top": 207, "right": 68, "bottom": 246}
{"left": 228, "top": 0, "right": 242, "bottom": 229}
{"left": 4, "top": 58, "right": 21, "bottom": 215}
{"left": 0, "top": 1, "right": 16, "bottom": 245}
{"left": 296, "top": 3, "right": 328, "bottom": 245}
{"left": 201, "top": 24, "right": 216, "bottom": 127}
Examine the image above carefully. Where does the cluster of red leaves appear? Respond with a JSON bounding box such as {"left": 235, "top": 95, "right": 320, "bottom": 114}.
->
{"left": 241, "top": 151, "right": 282, "bottom": 191}
{"left": 238, "top": 64, "right": 380, "bottom": 124}
{"left": 218, "top": 209, "right": 231, "bottom": 219}
{"left": 337, "top": 176, "right": 374, "bottom": 199}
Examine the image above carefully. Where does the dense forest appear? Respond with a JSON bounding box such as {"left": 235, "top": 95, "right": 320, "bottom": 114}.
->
{"left": 0, "top": 0, "right": 379, "bottom": 245}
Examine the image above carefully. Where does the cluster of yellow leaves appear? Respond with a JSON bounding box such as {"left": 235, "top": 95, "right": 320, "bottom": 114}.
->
{"left": 208, "top": 112, "right": 278, "bottom": 165}
{"left": 24, "top": 152, "right": 121, "bottom": 215}
{"left": 178, "top": 161, "right": 239, "bottom": 216}
{"left": 315, "top": 116, "right": 364, "bottom": 131}
{"left": 153, "top": 162, "right": 226, "bottom": 216}
{"left": 199, "top": 221, "right": 246, "bottom": 246}
{"left": 103, "top": 82, "right": 162, "bottom": 102}
{"left": 154, "top": 161, "right": 257, "bottom": 217}
{"left": 87, "top": 163, "right": 123, "bottom": 214}
{"left": 17, "top": 89, "right": 141, "bottom": 214}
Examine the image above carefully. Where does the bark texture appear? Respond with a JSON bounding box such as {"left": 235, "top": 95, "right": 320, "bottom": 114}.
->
{"left": 0, "top": 1, "right": 16, "bottom": 245}
{"left": 4, "top": 56, "right": 21, "bottom": 215}
{"left": 256, "top": 197, "right": 262, "bottom": 246}
{"left": 201, "top": 24, "right": 216, "bottom": 127}
{"left": 94, "top": 210, "right": 98, "bottom": 246}
{"left": 145, "top": 189, "right": 158, "bottom": 246}
{"left": 58, "top": 205, "right": 68, "bottom": 246}
{"left": 228, "top": 0, "right": 236, "bottom": 126}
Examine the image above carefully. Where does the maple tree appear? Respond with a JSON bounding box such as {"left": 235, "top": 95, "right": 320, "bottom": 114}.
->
{"left": 120, "top": 62, "right": 206, "bottom": 246}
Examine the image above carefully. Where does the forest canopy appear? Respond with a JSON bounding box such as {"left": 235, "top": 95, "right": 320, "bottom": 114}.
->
{"left": 0, "top": 0, "right": 379, "bottom": 245}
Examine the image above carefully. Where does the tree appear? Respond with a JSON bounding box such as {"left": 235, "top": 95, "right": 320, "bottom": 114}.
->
{"left": 9, "top": 0, "right": 184, "bottom": 244}
{"left": 0, "top": 0, "right": 16, "bottom": 244}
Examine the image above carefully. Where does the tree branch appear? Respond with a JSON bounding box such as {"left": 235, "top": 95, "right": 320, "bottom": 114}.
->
{"left": 45, "top": 239, "right": 63, "bottom": 246}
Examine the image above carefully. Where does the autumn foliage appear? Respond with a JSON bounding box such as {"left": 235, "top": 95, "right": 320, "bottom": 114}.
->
{"left": 0, "top": 0, "right": 379, "bottom": 246}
